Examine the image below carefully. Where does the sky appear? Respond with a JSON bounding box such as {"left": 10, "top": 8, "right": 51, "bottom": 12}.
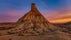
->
{"left": 0, "top": 0, "right": 71, "bottom": 23}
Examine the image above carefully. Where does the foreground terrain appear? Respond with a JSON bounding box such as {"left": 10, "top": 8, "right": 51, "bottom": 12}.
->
{"left": 0, "top": 30, "right": 71, "bottom": 40}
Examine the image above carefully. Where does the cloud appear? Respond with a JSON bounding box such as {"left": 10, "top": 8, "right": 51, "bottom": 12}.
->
{"left": 44, "top": 7, "right": 71, "bottom": 23}
{"left": 50, "top": 18, "right": 71, "bottom": 23}
{"left": 0, "top": 10, "right": 25, "bottom": 23}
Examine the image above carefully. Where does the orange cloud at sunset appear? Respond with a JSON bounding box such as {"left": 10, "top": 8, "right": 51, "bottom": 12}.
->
{"left": 49, "top": 17, "right": 71, "bottom": 23}
{"left": 44, "top": 8, "right": 71, "bottom": 23}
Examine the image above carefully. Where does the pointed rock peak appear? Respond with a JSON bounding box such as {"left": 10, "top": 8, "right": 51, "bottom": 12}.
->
{"left": 31, "top": 3, "right": 38, "bottom": 11}
{"left": 17, "top": 3, "right": 47, "bottom": 23}
{"left": 9, "top": 3, "right": 57, "bottom": 36}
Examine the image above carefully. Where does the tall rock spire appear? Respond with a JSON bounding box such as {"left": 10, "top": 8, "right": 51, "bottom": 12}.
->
{"left": 15, "top": 3, "right": 57, "bottom": 36}
{"left": 30, "top": 3, "right": 41, "bottom": 15}
{"left": 17, "top": 3, "right": 45, "bottom": 23}
{"left": 31, "top": 3, "right": 38, "bottom": 11}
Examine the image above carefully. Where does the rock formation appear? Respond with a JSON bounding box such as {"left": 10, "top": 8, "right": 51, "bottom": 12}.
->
{"left": 0, "top": 3, "right": 57, "bottom": 36}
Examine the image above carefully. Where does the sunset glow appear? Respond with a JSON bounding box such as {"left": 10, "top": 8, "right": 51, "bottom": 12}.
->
{"left": 0, "top": 0, "right": 71, "bottom": 23}
{"left": 49, "top": 18, "right": 71, "bottom": 23}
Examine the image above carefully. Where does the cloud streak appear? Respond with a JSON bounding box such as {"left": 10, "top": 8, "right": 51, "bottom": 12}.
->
{"left": 45, "top": 7, "right": 71, "bottom": 23}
